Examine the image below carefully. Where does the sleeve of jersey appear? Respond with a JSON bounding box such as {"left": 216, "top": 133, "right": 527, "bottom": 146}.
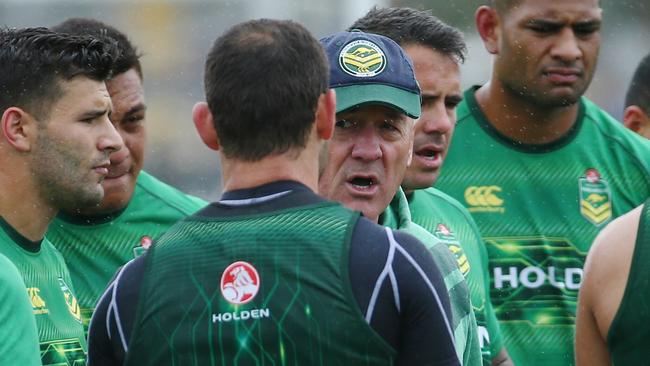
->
{"left": 389, "top": 229, "right": 460, "bottom": 366}
{"left": 0, "top": 257, "right": 40, "bottom": 366}
{"left": 87, "top": 254, "right": 146, "bottom": 366}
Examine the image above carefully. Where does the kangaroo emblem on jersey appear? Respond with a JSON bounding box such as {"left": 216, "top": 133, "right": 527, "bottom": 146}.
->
{"left": 58, "top": 278, "right": 82, "bottom": 323}
{"left": 579, "top": 168, "right": 612, "bottom": 226}
{"left": 220, "top": 261, "right": 260, "bottom": 305}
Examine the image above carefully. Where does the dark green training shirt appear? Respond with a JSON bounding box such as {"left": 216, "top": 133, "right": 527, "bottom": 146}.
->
{"left": 607, "top": 199, "right": 650, "bottom": 365}
{"left": 88, "top": 181, "right": 460, "bottom": 366}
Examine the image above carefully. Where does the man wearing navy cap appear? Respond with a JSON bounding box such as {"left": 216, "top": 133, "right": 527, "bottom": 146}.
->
{"left": 319, "top": 30, "right": 421, "bottom": 223}
{"left": 86, "top": 21, "right": 459, "bottom": 366}
{"left": 319, "top": 30, "right": 480, "bottom": 365}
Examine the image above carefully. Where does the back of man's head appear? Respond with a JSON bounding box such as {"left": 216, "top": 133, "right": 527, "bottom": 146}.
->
{"left": 625, "top": 53, "right": 650, "bottom": 115}
{"left": 204, "top": 19, "right": 329, "bottom": 161}
{"left": 348, "top": 7, "right": 466, "bottom": 63}
{"left": 0, "top": 27, "right": 117, "bottom": 120}
{"left": 51, "top": 18, "right": 142, "bottom": 79}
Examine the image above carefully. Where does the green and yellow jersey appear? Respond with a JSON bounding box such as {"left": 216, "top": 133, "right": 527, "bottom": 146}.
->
{"left": 437, "top": 86, "right": 650, "bottom": 365}
{"left": 47, "top": 171, "right": 207, "bottom": 332}
{"left": 0, "top": 217, "right": 86, "bottom": 366}
{"left": 382, "top": 187, "right": 482, "bottom": 366}
{"left": 407, "top": 187, "right": 504, "bottom": 365}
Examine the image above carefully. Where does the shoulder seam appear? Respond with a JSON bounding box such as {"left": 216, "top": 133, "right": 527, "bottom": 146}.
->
{"left": 136, "top": 177, "right": 203, "bottom": 216}
{"left": 584, "top": 112, "right": 650, "bottom": 181}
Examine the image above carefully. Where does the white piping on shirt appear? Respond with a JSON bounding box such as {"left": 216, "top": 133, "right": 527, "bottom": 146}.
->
{"left": 393, "top": 240, "right": 456, "bottom": 348}
{"left": 218, "top": 190, "right": 292, "bottom": 206}
{"left": 365, "top": 227, "right": 398, "bottom": 323}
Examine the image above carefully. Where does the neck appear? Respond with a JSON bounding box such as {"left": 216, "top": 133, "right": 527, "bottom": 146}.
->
{"left": 220, "top": 144, "right": 320, "bottom": 194}
{"left": 0, "top": 165, "right": 56, "bottom": 241}
{"left": 476, "top": 80, "right": 580, "bottom": 145}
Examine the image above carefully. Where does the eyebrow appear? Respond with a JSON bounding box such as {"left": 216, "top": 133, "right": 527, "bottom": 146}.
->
{"left": 420, "top": 94, "right": 463, "bottom": 104}
{"left": 447, "top": 94, "right": 463, "bottom": 104}
{"left": 122, "top": 103, "right": 147, "bottom": 119}
{"left": 526, "top": 18, "right": 601, "bottom": 28}
{"left": 79, "top": 108, "right": 110, "bottom": 120}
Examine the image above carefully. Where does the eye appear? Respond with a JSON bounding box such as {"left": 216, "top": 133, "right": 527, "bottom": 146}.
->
{"left": 124, "top": 114, "right": 145, "bottom": 124}
{"left": 335, "top": 119, "right": 356, "bottom": 129}
{"left": 380, "top": 119, "right": 399, "bottom": 132}
{"left": 526, "top": 21, "right": 562, "bottom": 35}
{"left": 445, "top": 98, "right": 462, "bottom": 110}
{"left": 573, "top": 23, "right": 600, "bottom": 37}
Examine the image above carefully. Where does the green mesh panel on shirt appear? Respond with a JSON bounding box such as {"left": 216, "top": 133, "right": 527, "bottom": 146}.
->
{"left": 126, "top": 201, "right": 397, "bottom": 366}
{"left": 436, "top": 88, "right": 650, "bottom": 366}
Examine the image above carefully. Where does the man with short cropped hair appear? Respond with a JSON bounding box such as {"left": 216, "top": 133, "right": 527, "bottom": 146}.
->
{"left": 0, "top": 27, "right": 122, "bottom": 365}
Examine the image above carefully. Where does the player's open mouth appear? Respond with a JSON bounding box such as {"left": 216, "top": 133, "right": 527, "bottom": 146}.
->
{"left": 345, "top": 174, "right": 379, "bottom": 196}
{"left": 350, "top": 177, "right": 374, "bottom": 187}
{"left": 416, "top": 148, "right": 439, "bottom": 160}
{"left": 415, "top": 146, "right": 442, "bottom": 168}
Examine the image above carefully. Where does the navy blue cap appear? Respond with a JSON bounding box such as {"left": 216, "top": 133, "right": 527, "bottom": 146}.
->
{"left": 320, "top": 30, "right": 421, "bottom": 118}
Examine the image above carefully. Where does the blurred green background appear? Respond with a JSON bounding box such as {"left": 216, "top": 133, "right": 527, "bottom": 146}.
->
{"left": 2, "top": 0, "right": 648, "bottom": 200}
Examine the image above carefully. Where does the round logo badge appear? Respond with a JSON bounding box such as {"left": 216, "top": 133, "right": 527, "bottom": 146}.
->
{"left": 140, "top": 236, "right": 153, "bottom": 250}
{"left": 585, "top": 168, "right": 601, "bottom": 183}
{"left": 339, "top": 39, "right": 386, "bottom": 77}
{"left": 220, "top": 261, "right": 260, "bottom": 305}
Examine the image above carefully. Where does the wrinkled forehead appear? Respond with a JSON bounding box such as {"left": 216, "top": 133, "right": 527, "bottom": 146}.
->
{"left": 503, "top": 0, "right": 602, "bottom": 22}
{"left": 336, "top": 104, "right": 409, "bottom": 122}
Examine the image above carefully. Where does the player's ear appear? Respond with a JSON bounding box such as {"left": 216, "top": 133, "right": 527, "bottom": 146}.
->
{"left": 476, "top": 5, "right": 500, "bottom": 55}
{"left": 406, "top": 118, "right": 414, "bottom": 166}
{"left": 623, "top": 105, "right": 645, "bottom": 133}
{"left": 192, "top": 102, "right": 220, "bottom": 151}
{"left": 1, "top": 107, "right": 35, "bottom": 152}
{"left": 315, "top": 89, "right": 336, "bottom": 141}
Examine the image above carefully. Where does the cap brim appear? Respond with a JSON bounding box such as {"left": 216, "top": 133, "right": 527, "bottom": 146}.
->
{"left": 334, "top": 84, "right": 421, "bottom": 119}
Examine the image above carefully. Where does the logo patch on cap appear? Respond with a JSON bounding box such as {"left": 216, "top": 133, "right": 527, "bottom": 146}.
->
{"left": 339, "top": 39, "right": 386, "bottom": 77}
